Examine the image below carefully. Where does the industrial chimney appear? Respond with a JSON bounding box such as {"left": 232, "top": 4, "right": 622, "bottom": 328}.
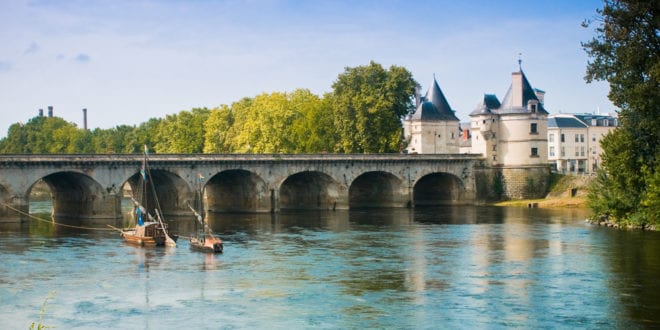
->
{"left": 82, "top": 108, "right": 88, "bottom": 130}
{"left": 47, "top": 106, "right": 53, "bottom": 117}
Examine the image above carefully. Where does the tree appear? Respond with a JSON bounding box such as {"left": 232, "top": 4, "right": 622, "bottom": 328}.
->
{"left": 289, "top": 91, "right": 337, "bottom": 153}
{"left": 203, "top": 105, "right": 234, "bottom": 153}
{"left": 330, "top": 61, "right": 417, "bottom": 153}
{"left": 583, "top": 0, "right": 660, "bottom": 224}
{"left": 155, "top": 108, "right": 210, "bottom": 153}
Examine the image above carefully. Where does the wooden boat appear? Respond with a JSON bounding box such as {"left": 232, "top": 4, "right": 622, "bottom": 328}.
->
{"left": 188, "top": 204, "right": 223, "bottom": 253}
{"left": 188, "top": 180, "right": 223, "bottom": 253}
{"left": 117, "top": 146, "right": 177, "bottom": 247}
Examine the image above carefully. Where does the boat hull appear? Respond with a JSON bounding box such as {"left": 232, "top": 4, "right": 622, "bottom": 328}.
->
{"left": 120, "top": 222, "right": 178, "bottom": 247}
{"left": 190, "top": 236, "right": 223, "bottom": 253}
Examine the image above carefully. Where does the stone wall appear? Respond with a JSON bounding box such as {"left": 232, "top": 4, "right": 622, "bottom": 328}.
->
{"left": 475, "top": 165, "right": 550, "bottom": 201}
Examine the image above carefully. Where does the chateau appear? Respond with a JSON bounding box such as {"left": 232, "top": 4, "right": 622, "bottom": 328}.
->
{"left": 404, "top": 66, "right": 550, "bottom": 198}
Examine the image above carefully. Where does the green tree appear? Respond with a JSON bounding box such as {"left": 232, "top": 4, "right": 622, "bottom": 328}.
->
{"left": 290, "top": 91, "right": 337, "bottom": 153}
{"left": 155, "top": 108, "right": 210, "bottom": 153}
{"left": 203, "top": 105, "right": 234, "bottom": 153}
{"left": 583, "top": 0, "right": 660, "bottom": 224}
{"left": 330, "top": 61, "right": 417, "bottom": 153}
{"left": 0, "top": 123, "right": 28, "bottom": 153}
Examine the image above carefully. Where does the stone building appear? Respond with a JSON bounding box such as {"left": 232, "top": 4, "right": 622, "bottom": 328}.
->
{"left": 403, "top": 77, "right": 460, "bottom": 154}
{"left": 547, "top": 113, "right": 618, "bottom": 174}
{"left": 468, "top": 68, "right": 550, "bottom": 198}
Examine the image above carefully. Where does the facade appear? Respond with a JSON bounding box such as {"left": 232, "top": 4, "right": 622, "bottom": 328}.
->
{"left": 403, "top": 77, "right": 460, "bottom": 154}
{"left": 547, "top": 113, "right": 618, "bottom": 174}
{"left": 469, "top": 69, "right": 549, "bottom": 167}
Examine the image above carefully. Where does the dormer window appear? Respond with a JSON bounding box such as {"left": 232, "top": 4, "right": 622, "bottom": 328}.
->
{"left": 528, "top": 100, "right": 539, "bottom": 113}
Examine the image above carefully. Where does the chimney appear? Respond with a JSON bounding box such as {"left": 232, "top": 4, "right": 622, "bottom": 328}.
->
{"left": 47, "top": 105, "right": 53, "bottom": 117}
{"left": 82, "top": 108, "right": 88, "bottom": 130}
{"left": 511, "top": 72, "right": 523, "bottom": 107}
{"left": 534, "top": 89, "right": 545, "bottom": 105}
{"left": 38, "top": 108, "right": 43, "bottom": 117}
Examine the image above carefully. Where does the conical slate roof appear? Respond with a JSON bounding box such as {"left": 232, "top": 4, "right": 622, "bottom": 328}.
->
{"left": 411, "top": 77, "right": 459, "bottom": 121}
{"left": 499, "top": 69, "right": 548, "bottom": 114}
{"left": 469, "top": 94, "right": 501, "bottom": 116}
{"left": 470, "top": 69, "right": 548, "bottom": 116}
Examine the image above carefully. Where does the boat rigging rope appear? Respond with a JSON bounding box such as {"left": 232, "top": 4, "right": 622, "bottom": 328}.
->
{"left": 1, "top": 203, "right": 115, "bottom": 231}
{"left": 1, "top": 203, "right": 218, "bottom": 243}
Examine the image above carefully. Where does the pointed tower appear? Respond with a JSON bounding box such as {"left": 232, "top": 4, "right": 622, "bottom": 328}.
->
{"left": 404, "top": 76, "right": 460, "bottom": 154}
{"left": 469, "top": 68, "right": 548, "bottom": 166}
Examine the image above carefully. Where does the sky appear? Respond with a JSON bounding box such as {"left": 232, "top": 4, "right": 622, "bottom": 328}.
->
{"left": 0, "top": 0, "right": 614, "bottom": 138}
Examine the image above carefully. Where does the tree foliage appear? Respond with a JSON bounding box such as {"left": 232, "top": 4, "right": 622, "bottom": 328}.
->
{"left": 331, "top": 61, "right": 417, "bottom": 153}
{"left": 583, "top": 0, "right": 660, "bottom": 225}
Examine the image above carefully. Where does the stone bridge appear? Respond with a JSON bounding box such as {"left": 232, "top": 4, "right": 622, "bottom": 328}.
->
{"left": 0, "top": 154, "right": 487, "bottom": 220}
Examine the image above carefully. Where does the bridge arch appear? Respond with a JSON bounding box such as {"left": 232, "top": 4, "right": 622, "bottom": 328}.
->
{"left": 349, "top": 171, "right": 404, "bottom": 208}
{"left": 125, "top": 169, "right": 191, "bottom": 216}
{"left": 279, "top": 171, "right": 340, "bottom": 210}
{"left": 205, "top": 169, "right": 269, "bottom": 213}
{"left": 413, "top": 172, "right": 465, "bottom": 206}
{"left": 35, "top": 171, "right": 109, "bottom": 218}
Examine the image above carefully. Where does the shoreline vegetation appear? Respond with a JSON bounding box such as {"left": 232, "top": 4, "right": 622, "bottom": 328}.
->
{"left": 493, "top": 174, "right": 657, "bottom": 231}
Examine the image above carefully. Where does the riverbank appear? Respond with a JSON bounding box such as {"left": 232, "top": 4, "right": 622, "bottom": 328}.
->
{"left": 494, "top": 174, "right": 589, "bottom": 209}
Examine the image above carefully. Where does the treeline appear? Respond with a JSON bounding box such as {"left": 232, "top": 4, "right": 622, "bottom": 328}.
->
{"left": 0, "top": 61, "right": 417, "bottom": 154}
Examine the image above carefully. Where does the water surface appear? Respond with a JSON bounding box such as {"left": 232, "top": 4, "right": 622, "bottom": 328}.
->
{"left": 1, "top": 206, "right": 659, "bottom": 329}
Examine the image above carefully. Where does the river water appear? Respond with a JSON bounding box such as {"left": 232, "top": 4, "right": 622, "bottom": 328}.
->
{"left": 1, "top": 204, "right": 659, "bottom": 329}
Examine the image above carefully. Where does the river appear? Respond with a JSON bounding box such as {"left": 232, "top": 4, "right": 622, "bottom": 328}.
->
{"left": 1, "top": 204, "right": 659, "bottom": 329}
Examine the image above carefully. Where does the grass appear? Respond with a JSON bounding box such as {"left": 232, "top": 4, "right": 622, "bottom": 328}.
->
{"left": 30, "top": 291, "right": 55, "bottom": 330}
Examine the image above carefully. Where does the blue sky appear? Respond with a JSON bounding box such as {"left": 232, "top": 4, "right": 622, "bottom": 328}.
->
{"left": 0, "top": 0, "right": 613, "bottom": 138}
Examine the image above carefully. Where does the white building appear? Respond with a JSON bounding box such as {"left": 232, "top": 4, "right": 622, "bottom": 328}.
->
{"left": 403, "top": 77, "right": 460, "bottom": 154}
{"left": 469, "top": 69, "right": 548, "bottom": 167}
{"left": 547, "top": 113, "right": 618, "bottom": 174}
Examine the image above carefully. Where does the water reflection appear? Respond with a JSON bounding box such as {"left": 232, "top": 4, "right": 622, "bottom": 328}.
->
{"left": 2, "top": 205, "right": 660, "bottom": 328}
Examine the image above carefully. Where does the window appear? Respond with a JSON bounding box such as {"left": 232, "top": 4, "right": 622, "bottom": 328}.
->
{"left": 581, "top": 146, "right": 585, "bottom": 157}
{"left": 561, "top": 146, "right": 565, "bottom": 156}
{"left": 530, "top": 123, "right": 538, "bottom": 134}
{"left": 531, "top": 147, "right": 539, "bottom": 157}
{"left": 549, "top": 146, "right": 555, "bottom": 157}
{"left": 561, "top": 134, "right": 565, "bottom": 142}
{"left": 592, "top": 134, "right": 596, "bottom": 142}
{"left": 580, "top": 134, "right": 585, "bottom": 143}
{"left": 575, "top": 147, "right": 580, "bottom": 157}
{"left": 575, "top": 134, "right": 579, "bottom": 143}
{"left": 549, "top": 134, "right": 554, "bottom": 142}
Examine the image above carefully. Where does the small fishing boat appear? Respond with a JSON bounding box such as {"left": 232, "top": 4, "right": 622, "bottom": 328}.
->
{"left": 188, "top": 203, "right": 223, "bottom": 253}
{"left": 116, "top": 146, "right": 177, "bottom": 247}
{"left": 188, "top": 176, "right": 223, "bottom": 253}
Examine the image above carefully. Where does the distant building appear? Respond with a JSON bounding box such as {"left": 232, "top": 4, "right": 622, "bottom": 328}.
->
{"left": 469, "top": 69, "right": 548, "bottom": 167}
{"left": 403, "top": 77, "right": 460, "bottom": 154}
{"left": 547, "top": 113, "right": 618, "bottom": 174}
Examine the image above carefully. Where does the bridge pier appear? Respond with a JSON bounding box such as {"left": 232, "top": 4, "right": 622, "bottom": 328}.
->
{"left": 0, "top": 195, "right": 29, "bottom": 222}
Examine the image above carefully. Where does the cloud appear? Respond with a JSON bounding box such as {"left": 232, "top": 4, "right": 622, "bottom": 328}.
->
{"left": 24, "top": 42, "right": 40, "bottom": 55}
{"left": 0, "top": 61, "right": 11, "bottom": 73}
{"left": 74, "top": 53, "right": 91, "bottom": 63}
